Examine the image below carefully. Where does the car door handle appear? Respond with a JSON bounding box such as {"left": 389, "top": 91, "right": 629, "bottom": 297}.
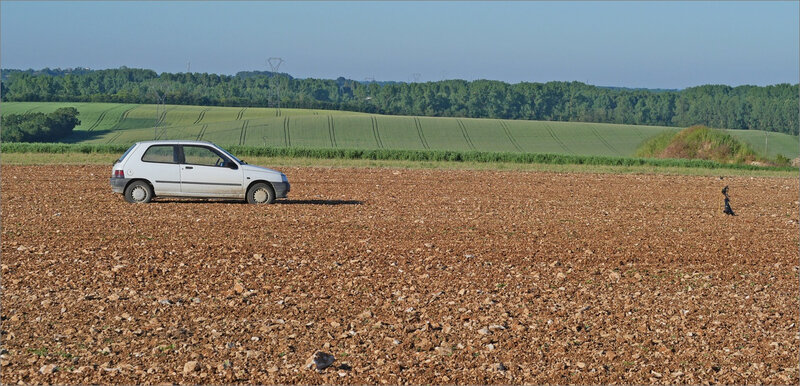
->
{"left": 184, "top": 166, "right": 193, "bottom": 170}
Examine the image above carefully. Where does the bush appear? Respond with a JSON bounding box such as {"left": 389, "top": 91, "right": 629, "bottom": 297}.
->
{"left": 775, "top": 154, "right": 791, "bottom": 166}
{"left": 1, "top": 108, "right": 80, "bottom": 142}
{"left": 636, "top": 125, "right": 760, "bottom": 164}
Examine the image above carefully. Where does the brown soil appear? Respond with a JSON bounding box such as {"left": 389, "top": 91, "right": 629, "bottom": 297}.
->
{"left": 1, "top": 165, "right": 798, "bottom": 384}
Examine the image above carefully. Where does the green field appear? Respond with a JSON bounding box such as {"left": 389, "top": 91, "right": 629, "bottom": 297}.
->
{"left": 3, "top": 102, "right": 797, "bottom": 158}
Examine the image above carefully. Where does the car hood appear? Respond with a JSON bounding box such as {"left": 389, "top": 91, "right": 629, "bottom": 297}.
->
{"left": 241, "top": 164, "right": 284, "bottom": 179}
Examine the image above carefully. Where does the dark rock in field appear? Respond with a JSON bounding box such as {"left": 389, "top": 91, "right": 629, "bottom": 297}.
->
{"left": 306, "top": 351, "right": 335, "bottom": 372}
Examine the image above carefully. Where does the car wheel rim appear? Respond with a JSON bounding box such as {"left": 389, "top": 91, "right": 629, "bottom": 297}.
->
{"left": 132, "top": 186, "right": 147, "bottom": 201}
{"left": 254, "top": 188, "right": 268, "bottom": 203}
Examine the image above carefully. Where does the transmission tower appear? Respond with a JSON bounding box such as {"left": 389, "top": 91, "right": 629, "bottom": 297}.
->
{"left": 149, "top": 84, "right": 169, "bottom": 140}
{"left": 412, "top": 73, "right": 421, "bottom": 83}
{"left": 267, "top": 57, "right": 285, "bottom": 109}
{"left": 363, "top": 77, "right": 376, "bottom": 101}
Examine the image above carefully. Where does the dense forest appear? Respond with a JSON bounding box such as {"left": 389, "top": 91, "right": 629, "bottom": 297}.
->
{"left": 1, "top": 107, "right": 80, "bottom": 142}
{"left": 2, "top": 67, "right": 797, "bottom": 135}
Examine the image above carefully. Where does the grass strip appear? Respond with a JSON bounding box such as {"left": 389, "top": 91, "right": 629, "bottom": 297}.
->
{"left": 2, "top": 142, "right": 795, "bottom": 172}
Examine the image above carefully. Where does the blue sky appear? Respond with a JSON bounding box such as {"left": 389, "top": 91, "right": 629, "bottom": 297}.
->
{"left": 1, "top": 1, "right": 797, "bottom": 88}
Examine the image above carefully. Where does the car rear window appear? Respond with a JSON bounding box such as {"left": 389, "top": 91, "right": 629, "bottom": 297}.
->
{"left": 115, "top": 144, "right": 137, "bottom": 164}
{"left": 141, "top": 145, "right": 177, "bottom": 163}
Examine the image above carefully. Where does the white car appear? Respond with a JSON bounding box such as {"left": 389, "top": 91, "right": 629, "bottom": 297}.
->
{"left": 110, "top": 140, "right": 289, "bottom": 204}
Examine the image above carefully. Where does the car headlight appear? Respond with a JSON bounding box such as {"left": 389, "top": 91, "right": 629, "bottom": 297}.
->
{"left": 281, "top": 173, "right": 288, "bottom": 183}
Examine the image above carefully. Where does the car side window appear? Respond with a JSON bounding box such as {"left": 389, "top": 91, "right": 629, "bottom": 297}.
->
{"left": 183, "top": 146, "right": 227, "bottom": 167}
{"left": 141, "top": 145, "right": 177, "bottom": 163}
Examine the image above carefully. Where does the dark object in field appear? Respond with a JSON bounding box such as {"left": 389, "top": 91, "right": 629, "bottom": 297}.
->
{"left": 306, "top": 351, "right": 335, "bottom": 372}
{"left": 722, "top": 185, "right": 736, "bottom": 216}
{"left": 723, "top": 198, "right": 735, "bottom": 216}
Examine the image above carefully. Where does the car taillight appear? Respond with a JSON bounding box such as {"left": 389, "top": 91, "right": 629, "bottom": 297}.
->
{"left": 114, "top": 170, "right": 125, "bottom": 178}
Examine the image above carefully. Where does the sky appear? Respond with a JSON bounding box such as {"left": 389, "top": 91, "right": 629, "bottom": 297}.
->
{"left": 1, "top": 1, "right": 798, "bottom": 89}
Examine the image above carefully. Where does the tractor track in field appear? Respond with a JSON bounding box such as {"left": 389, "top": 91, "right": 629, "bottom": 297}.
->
{"left": 371, "top": 116, "right": 384, "bottom": 149}
{"left": 2, "top": 166, "right": 797, "bottom": 385}
{"left": 543, "top": 123, "right": 571, "bottom": 154}
{"left": 235, "top": 108, "right": 247, "bottom": 121}
{"left": 86, "top": 105, "right": 130, "bottom": 131}
{"left": 153, "top": 108, "right": 175, "bottom": 140}
{"left": 155, "top": 109, "right": 169, "bottom": 128}
{"left": 88, "top": 104, "right": 134, "bottom": 131}
{"left": 195, "top": 124, "right": 208, "bottom": 141}
{"left": 239, "top": 120, "right": 249, "bottom": 146}
{"left": 327, "top": 115, "right": 337, "bottom": 147}
{"left": 456, "top": 119, "right": 476, "bottom": 151}
{"left": 86, "top": 110, "right": 108, "bottom": 132}
{"left": 105, "top": 131, "right": 123, "bottom": 144}
{"left": 590, "top": 126, "right": 620, "bottom": 155}
{"left": 193, "top": 109, "right": 208, "bottom": 124}
{"left": 498, "top": 120, "right": 523, "bottom": 152}
{"left": 413, "top": 117, "right": 430, "bottom": 149}
{"left": 111, "top": 106, "right": 137, "bottom": 130}
{"left": 283, "top": 116, "right": 291, "bottom": 147}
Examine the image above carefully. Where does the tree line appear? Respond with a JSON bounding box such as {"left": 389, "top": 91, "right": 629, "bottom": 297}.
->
{"left": 1, "top": 67, "right": 797, "bottom": 135}
{"left": 1, "top": 107, "right": 80, "bottom": 142}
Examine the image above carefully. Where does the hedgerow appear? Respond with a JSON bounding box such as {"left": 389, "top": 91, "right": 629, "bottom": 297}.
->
{"left": 3, "top": 142, "right": 793, "bottom": 171}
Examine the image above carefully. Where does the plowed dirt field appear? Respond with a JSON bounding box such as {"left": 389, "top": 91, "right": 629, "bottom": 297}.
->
{"left": 2, "top": 165, "right": 798, "bottom": 384}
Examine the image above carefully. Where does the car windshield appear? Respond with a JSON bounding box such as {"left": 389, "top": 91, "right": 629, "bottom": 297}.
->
{"left": 215, "top": 145, "right": 244, "bottom": 164}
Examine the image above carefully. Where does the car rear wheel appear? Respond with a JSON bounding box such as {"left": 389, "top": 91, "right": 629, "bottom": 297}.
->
{"left": 247, "top": 183, "right": 276, "bottom": 204}
{"left": 124, "top": 180, "right": 153, "bottom": 203}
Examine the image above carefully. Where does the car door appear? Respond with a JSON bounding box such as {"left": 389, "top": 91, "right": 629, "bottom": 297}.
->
{"left": 138, "top": 144, "right": 181, "bottom": 195}
{"left": 179, "top": 145, "right": 244, "bottom": 197}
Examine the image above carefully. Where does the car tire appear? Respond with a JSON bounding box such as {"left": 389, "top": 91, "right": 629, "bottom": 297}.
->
{"left": 247, "top": 183, "right": 276, "bottom": 204}
{"left": 124, "top": 180, "right": 153, "bottom": 203}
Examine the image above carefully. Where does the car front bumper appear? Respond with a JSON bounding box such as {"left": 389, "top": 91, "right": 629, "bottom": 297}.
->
{"left": 110, "top": 177, "right": 131, "bottom": 194}
{"left": 273, "top": 182, "right": 290, "bottom": 198}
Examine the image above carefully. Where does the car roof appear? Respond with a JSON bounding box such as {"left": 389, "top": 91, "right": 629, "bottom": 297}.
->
{"left": 134, "top": 140, "right": 218, "bottom": 146}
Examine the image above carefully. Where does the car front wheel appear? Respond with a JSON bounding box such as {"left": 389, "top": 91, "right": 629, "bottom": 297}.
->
{"left": 124, "top": 180, "right": 153, "bottom": 203}
{"left": 247, "top": 183, "right": 276, "bottom": 204}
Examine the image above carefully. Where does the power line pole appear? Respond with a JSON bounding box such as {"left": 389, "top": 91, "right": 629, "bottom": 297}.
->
{"left": 150, "top": 84, "right": 169, "bottom": 140}
{"left": 267, "top": 57, "right": 285, "bottom": 109}
{"left": 363, "top": 77, "right": 375, "bottom": 101}
{"left": 153, "top": 92, "right": 167, "bottom": 140}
